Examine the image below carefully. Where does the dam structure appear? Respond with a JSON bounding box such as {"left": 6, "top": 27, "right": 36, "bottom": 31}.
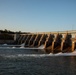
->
{"left": 14, "top": 30, "right": 76, "bottom": 53}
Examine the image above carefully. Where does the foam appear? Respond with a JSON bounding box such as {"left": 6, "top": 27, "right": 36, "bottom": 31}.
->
{"left": 1, "top": 51, "right": 76, "bottom": 59}
{"left": 54, "top": 51, "right": 76, "bottom": 56}
{"left": 0, "top": 45, "right": 76, "bottom": 58}
{"left": 0, "top": 54, "right": 53, "bottom": 59}
{"left": 38, "top": 45, "right": 44, "bottom": 49}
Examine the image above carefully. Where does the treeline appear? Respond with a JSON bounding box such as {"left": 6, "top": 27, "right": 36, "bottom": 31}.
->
{"left": 0, "top": 33, "right": 14, "bottom": 40}
{"left": 0, "top": 29, "right": 30, "bottom": 34}
{"left": 0, "top": 29, "right": 30, "bottom": 40}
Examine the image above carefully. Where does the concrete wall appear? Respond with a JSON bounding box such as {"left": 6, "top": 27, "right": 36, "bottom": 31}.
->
{"left": 0, "top": 40, "right": 15, "bottom": 44}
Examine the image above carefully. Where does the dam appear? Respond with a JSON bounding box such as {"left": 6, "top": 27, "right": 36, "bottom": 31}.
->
{"left": 13, "top": 30, "right": 76, "bottom": 53}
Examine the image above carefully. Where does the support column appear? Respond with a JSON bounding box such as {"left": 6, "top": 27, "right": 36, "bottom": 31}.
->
{"left": 32, "top": 34, "right": 42, "bottom": 47}
{"left": 38, "top": 34, "right": 48, "bottom": 46}
{"left": 24, "top": 34, "right": 32, "bottom": 47}
{"left": 72, "top": 35, "right": 76, "bottom": 52}
{"left": 18, "top": 35, "right": 24, "bottom": 44}
{"left": 72, "top": 42, "right": 76, "bottom": 51}
{"left": 28, "top": 34, "right": 36, "bottom": 46}
{"left": 61, "top": 33, "right": 72, "bottom": 53}
{"left": 44, "top": 34, "right": 54, "bottom": 53}
{"left": 52, "top": 33, "right": 62, "bottom": 53}
{"left": 14, "top": 34, "right": 21, "bottom": 44}
{"left": 21, "top": 35, "right": 28, "bottom": 44}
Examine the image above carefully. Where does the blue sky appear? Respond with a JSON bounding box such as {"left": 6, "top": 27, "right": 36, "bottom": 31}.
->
{"left": 0, "top": 0, "right": 76, "bottom": 32}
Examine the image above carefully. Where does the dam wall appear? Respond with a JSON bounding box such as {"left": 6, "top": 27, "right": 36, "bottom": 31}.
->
{"left": 12, "top": 30, "right": 76, "bottom": 53}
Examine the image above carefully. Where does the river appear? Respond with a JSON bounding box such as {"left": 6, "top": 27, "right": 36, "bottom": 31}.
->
{"left": 0, "top": 47, "right": 76, "bottom": 75}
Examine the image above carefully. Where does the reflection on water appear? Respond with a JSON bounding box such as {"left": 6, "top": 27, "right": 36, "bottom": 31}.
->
{"left": 0, "top": 47, "right": 76, "bottom": 75}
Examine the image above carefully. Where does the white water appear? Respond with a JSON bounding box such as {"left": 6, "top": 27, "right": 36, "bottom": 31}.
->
{"left": 0, "top": 45, "right": 44, "bottom": 50}
{"left": 0, "top": 50, "right": 76, "bottom": 59}
{"left": 38, "top": 45, "right": 44, "bottom": 49}
{"left": 0, "top": 44, "right": 76, "bottom": 58}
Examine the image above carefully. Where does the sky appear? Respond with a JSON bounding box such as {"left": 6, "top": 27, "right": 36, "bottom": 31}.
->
{"left": 0, "top": 0, "right": 76, "bottom": 32}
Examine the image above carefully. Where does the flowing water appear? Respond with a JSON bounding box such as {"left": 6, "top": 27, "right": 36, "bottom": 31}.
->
{"left": 0, "top": 47, "right": 76, "bottom": 75}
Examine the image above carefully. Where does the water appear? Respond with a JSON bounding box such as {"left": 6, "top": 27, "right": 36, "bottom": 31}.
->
{"left": 0, "top": 47, "right": 76, "bottom": 75}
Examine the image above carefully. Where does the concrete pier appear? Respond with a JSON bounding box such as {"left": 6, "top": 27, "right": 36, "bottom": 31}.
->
{"left": 21, "top": 35, "right": 28, "bottom": 44}
{"left": 61, "top": 33, "right": 72, "bottom": 53}
{"left": 28, "top": 34, "right": 36, "bottom": 46}
{"left": 72, "top": 42, "right": 76, "bottom": 51}
{"left": 14, "top": 35, "right": 21, "bottom": 44}
{"left": 38, "top": 34, "right": 48, "bottom": 46}
{"left": 52, "top": 33, "right": 62, "bottom": 53}
{"left": 18, "top": 35, "right": 24, "bottom": 44}
{"left": 24, "top": 34, "right": 32, "bottom": 46}
{"left": 44, "top": 34, "right": 54, "bottom": 53}
{"left": 72, "top": 35, "right": 76, "bottom": 52}
{"left": 33, "top": 34, "right": 42, "bottom": 47}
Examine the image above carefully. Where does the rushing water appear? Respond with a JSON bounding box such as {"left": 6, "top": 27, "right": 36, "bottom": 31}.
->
{"left": 0, "top": 47, "right": 76, "bottom": 75}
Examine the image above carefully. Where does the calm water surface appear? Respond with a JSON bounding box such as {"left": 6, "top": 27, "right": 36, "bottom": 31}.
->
{"left": 0, "top": 48, "right": 76, "bottom": 75}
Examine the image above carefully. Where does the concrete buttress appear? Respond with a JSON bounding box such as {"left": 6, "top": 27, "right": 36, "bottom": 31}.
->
{"left": 44, "top": 34, "right": 54, "bottom": 53}
{"left": 61, "top": 33, "right": 72, "bottom": 53}
{"left": 52, "top": 33, "right": 62, "bottom": 53}
{"left": 24, "top": 35, "right": 32, "bottom": 46}
{"left": 32, "top": 34, "right": 42, "bottom": 47}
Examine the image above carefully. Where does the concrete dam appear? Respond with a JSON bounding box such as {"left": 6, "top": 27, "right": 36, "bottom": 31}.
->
{"left": 15, "top": 31, "right": 76, "bottom": 53}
